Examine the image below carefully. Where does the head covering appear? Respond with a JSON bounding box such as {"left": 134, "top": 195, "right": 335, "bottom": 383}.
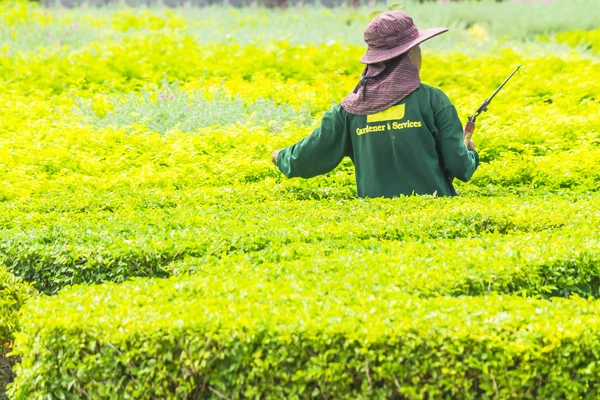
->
{"left": 341, "top": 11, "right": 448, "bottom": 115}
{"left": 360, "top": 11, "right": 448, "bottom": 65}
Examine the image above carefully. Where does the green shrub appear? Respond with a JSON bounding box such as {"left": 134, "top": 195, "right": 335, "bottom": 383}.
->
{"left": 11, "top": 275, "right": 600, "bottom": 399}
{"left": 0, "top": 266, "right": 36, "bottom": 400}
{"left": 2, "top": 196, "right": 599, "bottom": 294}
{"left": 169, "top": 229, "right": 600, "bottom": 299}
{"left": 0, "top": 266, "right": 35, "bottom": 347}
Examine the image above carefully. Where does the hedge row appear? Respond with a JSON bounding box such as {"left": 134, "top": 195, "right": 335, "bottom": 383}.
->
{"left": 11, "top": 276, "right": 600, "bottom": 399}
{"left": 170, "top": 229, "right": 600, "bottom": 299}
{"left": 2, "top": 196, "right": 598, "bottom": 294}
{"left": 2, "top": 123, "right": 598, "bottom": 205}
{"left": 0, "top": 267, "right": 35, "bottom": 344}
{"left": 1, "top": 43, "right": 598, "bottom": 206}
{"left": 0, "top": 266, "right": 35, "bottom": 400}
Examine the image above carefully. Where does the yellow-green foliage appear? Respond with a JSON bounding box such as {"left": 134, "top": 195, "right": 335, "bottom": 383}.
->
{"left": 552, "top": 28, "right": 600, "bottom": 54}
{"left": 2, "top": 195, "right": 600, "bottom": 294}
{"left": 11, "top": 274, "right": 600, "bottom": 399}
{"left": 2, "top": 2, "right": 600, "bottom": 399}
{"left": 0, "top": 267, "right": 34, "bottom": 344}
{"left": 0, "top": 267, "right": 35, "bottom": 400}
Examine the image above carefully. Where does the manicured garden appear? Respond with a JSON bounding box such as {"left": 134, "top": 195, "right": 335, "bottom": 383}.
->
{"left": 1, "top": 0, "right": 599, "bottom": 397}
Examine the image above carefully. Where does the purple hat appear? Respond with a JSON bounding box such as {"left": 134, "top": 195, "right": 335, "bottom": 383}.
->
{"left": 360, "top": 11, "right": 448, "bottom": 65}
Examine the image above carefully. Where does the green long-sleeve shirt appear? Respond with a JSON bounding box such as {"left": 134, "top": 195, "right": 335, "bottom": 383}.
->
{"left": 276, "top": 83, "right": 479, "bottom": 198}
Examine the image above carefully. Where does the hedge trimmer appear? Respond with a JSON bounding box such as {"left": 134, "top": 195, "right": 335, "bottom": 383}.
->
{"left": 447, "top": 65, "right": 523, "bottom": 195}
{"left": 463, "top": 65, "right": 523, "bottom": 146}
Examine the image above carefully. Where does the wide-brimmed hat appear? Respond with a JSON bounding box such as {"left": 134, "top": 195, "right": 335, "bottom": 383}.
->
{"left": 360, "top": 11, "right": 448, "bottom": 65}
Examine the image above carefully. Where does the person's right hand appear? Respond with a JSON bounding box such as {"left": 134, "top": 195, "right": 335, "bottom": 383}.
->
{"left": 467, "top": 140, "right": 475, "bottom": 151}
{"left": 271, "top": 150, "right": 281, "bottom": 165}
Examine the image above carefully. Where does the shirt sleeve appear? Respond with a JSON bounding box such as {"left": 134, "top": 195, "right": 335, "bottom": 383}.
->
{"left": 434, "top": 103, "right": 480, "bottom": 182}
{"left": 276, "top": 105, "right": 352, "bottom": 179}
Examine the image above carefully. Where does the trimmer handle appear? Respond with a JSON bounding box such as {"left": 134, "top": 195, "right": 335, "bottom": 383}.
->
{"left": 463, "top": 115, "right": 476, "bottom": 147}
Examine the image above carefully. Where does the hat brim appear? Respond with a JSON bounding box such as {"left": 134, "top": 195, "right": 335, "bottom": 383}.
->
{"left": 359, "top": 27, "right": 449, "bottom": 64}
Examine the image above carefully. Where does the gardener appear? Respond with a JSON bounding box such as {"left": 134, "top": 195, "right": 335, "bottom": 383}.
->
{"left": 271, "top": 11, "right": 479, "bottom": 198}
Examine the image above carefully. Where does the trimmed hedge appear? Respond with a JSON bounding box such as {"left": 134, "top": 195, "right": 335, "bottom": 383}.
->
{"left": 0, "top": 266, "right": 35, "bottom": 345}
{"left": 0, "top": 266, "right": 36, "bottom": 400}
{"left": 169, "top": 229, "right": 600, "bottom": 299}
{"left": 11, "top": 275, "right": 600, "bottom": 399}
{"left": 2, "top": 196, "right": 599, "bottom": 294}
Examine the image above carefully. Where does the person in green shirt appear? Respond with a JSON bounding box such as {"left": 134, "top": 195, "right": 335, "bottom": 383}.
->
{"left": 272, "top": 11, "right": 479, "bottom": 198}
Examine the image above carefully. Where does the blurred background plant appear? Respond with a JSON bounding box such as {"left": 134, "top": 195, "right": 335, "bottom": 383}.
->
{"left": 1, "top": 0, "right": 599, "bottom": 53}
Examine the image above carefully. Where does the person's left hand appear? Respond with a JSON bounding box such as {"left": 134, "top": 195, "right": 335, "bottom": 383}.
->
{"left": 271, "top": 150, "right": 280, "bottom": 165}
